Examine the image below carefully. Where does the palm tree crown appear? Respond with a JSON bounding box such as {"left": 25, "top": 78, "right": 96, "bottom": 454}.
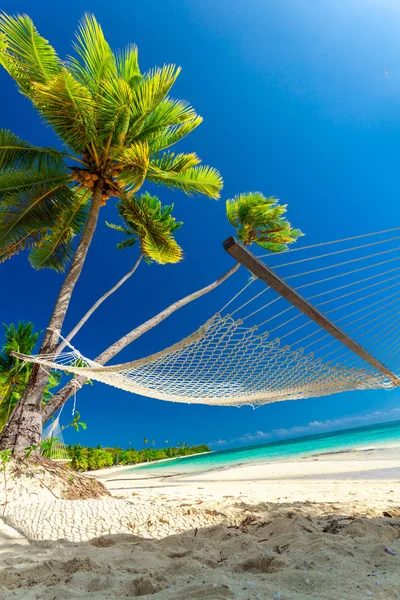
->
{"left": 0, "top": 13, "right": 222, "bottom": 271}
{"left": 107, "top": 193, "right": 183, "bottom": 264}
{"left": 226, "top": 192, "right": 303, "bottom": 251}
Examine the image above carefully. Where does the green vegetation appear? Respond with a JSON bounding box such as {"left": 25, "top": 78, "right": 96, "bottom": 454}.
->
{"left": 67, "top": 442, "right": 210, "bottom": 472}
{"left": 0, "top": 322, "right": 61, "bottom": 432}
{"left": 226, "top": 192, "right": 302, "bottom": 250}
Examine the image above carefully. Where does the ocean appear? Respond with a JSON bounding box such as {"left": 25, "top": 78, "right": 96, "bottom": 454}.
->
{"left": 132, "top": 419, "right": 400, "bottom": 476}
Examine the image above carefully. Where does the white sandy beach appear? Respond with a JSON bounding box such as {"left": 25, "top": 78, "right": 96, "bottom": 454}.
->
{"left": 0, "top": 444, "right": 399, "bottom": 599}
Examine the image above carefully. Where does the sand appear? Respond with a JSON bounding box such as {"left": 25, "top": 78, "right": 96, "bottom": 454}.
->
{"left": 0, "top": 444, "right": 399, "bottom": 599}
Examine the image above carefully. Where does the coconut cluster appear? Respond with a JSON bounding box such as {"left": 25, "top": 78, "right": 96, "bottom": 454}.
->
{"left": 70, "top": 153, "right": 125, "bottom": 206}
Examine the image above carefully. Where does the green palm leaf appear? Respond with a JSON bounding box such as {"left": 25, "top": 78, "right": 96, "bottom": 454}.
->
{"left": 108, "top": 193, "right": 183, "bottom": 264}
{"left": 113, "top": 141, "right": 150, "bottom": 192}
{"left": 0, "top": 172, "right": 80, "bottom": 263}
{"left": 32, "top": 70, "right": 96, "bottom": 154}
{"left": 0, "top": 13, "right": 61, "bottom": 95}
{"left": 127, "top": 65, "right": 182, "bottom": 140}
{"left": 147, "top": 163, "right": 223, "bottom": 199}
{"left": 0, "top": 129, "right": 67, "bottom": 171}
{"left": 0, "top": 168, "right": 69, "bottom": 199}
{"left": 148, "top": 118, "right": 203, "bottom": 153}
{"left": 115, "top": 44, "right": 141, "bottom": 86}
{"left": 150, "top": 151, "right": 202, "bottom": 172}
{"left": 97, "top": 77, "right": 133, "bottom": 148}
{"left": 138, "top": 97, "right": 201, "bottom": 144}
{"left": 68, "top": 13, "right": 116, "bottom": 95}
{"left": 29, "top": 188, "right": 90, "bottom": 271}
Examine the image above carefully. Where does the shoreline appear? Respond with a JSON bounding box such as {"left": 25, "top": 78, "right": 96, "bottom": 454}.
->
{"left": 93, "top": 439, "right": 400, "bottom": 482}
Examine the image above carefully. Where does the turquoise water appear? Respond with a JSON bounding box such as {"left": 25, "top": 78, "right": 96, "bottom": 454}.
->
{"left": 131, "top": 420, "right": 400, "bottom": 476}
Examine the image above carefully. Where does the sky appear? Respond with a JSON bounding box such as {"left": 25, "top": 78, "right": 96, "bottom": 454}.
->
{"left": 1, "top": 0, "right": 400, "bottom": 450}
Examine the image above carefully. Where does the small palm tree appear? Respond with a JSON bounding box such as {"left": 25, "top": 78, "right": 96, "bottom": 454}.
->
{"left": 0, "top": 13, "right": 222, "bottom": 453}
{"left": 143, "top": 437, "right": 148, "bottom": 447}
{"left": 43, "top": 192, "right": 302, "bottom": 421}
{"left": 58, "top": 192, "right": 183, "bottom": 351}
{"left": 0, "top": 322, "right": 60, "bottom": 431}
{"left": 226, "top": 192, "right": 302, "bottom": 251}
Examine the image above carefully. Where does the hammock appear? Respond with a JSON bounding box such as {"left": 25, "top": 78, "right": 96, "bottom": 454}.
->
{"left": 20, "top": 228, "right": 400, "bottom": 407}
{"left": 41, "top": 414, "right": 69, "bottom": 461}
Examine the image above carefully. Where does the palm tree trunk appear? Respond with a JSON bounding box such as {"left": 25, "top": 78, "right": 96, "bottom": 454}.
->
{"left": 42, "top": 261, "right": 240, "bottom": 423}
{"left": 57, "top": 253, "right": 144, "bottom": 353}
{"left": 0, "top": 181, "right": 104, "bottom": 455}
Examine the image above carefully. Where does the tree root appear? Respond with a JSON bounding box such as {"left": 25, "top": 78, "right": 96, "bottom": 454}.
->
{"left": 9, "top": 457, "right": 110, "bottom": 500}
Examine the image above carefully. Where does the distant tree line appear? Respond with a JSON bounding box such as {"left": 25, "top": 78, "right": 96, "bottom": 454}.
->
{"left": 67, "top": 442, "right": 210, "bottom": 471}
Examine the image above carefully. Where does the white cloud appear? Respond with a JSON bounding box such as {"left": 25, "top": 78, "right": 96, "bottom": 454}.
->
{"left": 209, "top": 407, "right": 400, "bottom": 449}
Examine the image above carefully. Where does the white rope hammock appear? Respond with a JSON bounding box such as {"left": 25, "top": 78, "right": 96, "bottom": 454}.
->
{"left": 21, "top": 228, "right": 400, "bottom": 407}
{"left": 42, "top": 411, "right": 69, "bottom": 461}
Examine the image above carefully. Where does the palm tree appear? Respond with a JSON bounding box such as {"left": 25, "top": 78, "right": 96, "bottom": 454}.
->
{"left": 57, "top": 192, "right": 183, "bottom": 352}
{"left": 42, "top": 192, "right": 302, "bottom": 421}
{"left": 0, "top": 322, "right": 60, "bottom": 431}
{"left": 143, "top": 437, "right": 148, "bottom": 448}
{"left": 0, "top": 13, "right": 222, "bottom": 454}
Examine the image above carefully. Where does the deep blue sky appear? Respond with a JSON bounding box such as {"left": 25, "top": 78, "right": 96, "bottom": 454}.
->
{"left": 1, "top": 0, "right": 400, "bottom": 450}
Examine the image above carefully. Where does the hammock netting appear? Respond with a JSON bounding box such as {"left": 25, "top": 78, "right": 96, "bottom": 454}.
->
{"left": 42, "top": 416, "right": 69, "bottom": 461}
{"left": 24, "top": 228, "right": 400, "bottom": 407}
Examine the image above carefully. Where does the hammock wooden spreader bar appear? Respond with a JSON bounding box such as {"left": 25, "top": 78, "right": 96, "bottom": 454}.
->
{"left": 223, "top": 236, "right": 400, "bottom": 387}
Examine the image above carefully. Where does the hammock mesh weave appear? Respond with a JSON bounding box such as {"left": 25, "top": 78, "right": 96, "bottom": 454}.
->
{"left": 21, "top": 229, "right": 400, "bottom": 407}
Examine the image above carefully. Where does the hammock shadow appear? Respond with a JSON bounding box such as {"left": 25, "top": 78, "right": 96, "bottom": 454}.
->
{"left": 1, "top": 501, "right": 399, "bottom": 599}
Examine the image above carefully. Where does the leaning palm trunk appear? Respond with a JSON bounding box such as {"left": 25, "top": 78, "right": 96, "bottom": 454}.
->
{"left": 57, "top": 253, "right": 144, "bottom": 354}
{"left": 0, "top": 182, "right": 104, "bottom": 454}
{"left": 42, "top": 262, "right": 240, "bottom": 422}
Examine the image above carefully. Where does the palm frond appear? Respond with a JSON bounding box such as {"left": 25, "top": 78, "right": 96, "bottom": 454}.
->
{"left": 149, "top": 151, "right": 201, "bottom": 172}
{"left": 141, "top": 225, "right": 182, "bottom": 264}
{"left": 0, "top": 168, "right": 70, "bottom": 199}
{"left": 1, "top": 321, "right": 39, "bottom": 358}
{"left": 68, "top": 13, "right": 116, "bottom": 95}
{"left": 127, "top": 65, "right": 182, "bottom": 140}
{"left": 97, "top": 77, "right": 133, "bottom": 148}
{"left": 115, "top": 44, "right": 141, "bottom": 86}
{"left": 31, "top": 70, "right": 96, "bottom": 153}
{"left": 138, "top": 97, "right": 201, "bottom": 142}
{"left": 148, "top": 118, "right": 203, "bottom": 153}
{"left": 29, "top": 187, "right": 90, "bottom": 271}
{"left": 146, "top": 163, "right": 223, "bottom": 199}
{"left": 113, "top": 141, "right": 150, "bottom": 192}
{"left": 0, "top": 175, "right": 79, "bottom": 264}
{"left": 0, "top": 129, "right": 67, "bottom": 171}
{"left": 111, "top": 193, "right": 183, "bottom": 264}
{"left": 0, "top": 13, "right": 61, "bottom": 95}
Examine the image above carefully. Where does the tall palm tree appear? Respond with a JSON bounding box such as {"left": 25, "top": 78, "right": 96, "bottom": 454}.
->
{"left": 58, "top": 192, "right": 183, "bottom": 352}
{"left": 43, "top": 192, "right": 303, "bottom": 421}
{"left": 0, "top": 13, "right": 222, "bottom": 454}
{"left": 0, "top": 322, "right": 60, "bottom": 431}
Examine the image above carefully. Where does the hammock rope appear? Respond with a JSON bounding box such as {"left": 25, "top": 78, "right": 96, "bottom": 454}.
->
{"left": 17, "top": 228, "right": 400, "bottom": 408}
{"left": 41, "top": 407, "right": 69, "bottom": 461}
